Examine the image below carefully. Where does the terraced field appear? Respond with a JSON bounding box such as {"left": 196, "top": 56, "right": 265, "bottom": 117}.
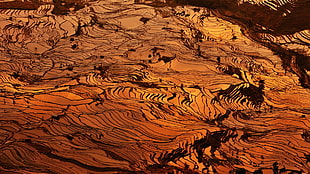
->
{"left": 0, "top": 0, "right": 309, "bottom": 173}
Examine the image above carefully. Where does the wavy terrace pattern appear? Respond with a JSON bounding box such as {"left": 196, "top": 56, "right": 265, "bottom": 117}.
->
{"left": 0, "top": 0, "right": 310, "bottom": 173}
